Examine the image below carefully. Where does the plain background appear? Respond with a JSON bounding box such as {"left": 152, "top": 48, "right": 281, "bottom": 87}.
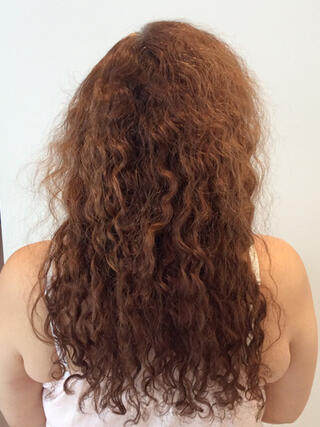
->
{"left": 0, "top": 1, "right": 319, "bottom": 426}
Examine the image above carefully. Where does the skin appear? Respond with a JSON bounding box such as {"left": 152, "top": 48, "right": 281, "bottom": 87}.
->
{"left": 0, "top": 234, "right": 316, "bottom": 425}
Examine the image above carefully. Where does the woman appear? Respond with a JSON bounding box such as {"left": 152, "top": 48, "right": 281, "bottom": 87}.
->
{"left": 0, "top": 20, "right": 317, "bottom": 427}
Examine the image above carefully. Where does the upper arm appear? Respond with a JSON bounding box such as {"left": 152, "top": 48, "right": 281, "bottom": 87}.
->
{"left": 0, "top": 240, "right": 51, "bottom": 364}
{"left": 0, "top": 246, "right": 29, "bottom": 383}
{"left": 259, "top": 235, "right": 318, "bottom": 424}
{"left": 0, "top": 243, "right": 49, "bottom": 422}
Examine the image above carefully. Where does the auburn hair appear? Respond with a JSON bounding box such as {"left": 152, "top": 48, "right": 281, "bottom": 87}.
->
{"left": 28, "top": 19, "right": 281, "bottom": 426}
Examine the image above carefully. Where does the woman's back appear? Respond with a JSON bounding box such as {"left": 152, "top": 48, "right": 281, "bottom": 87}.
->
{"left": 37, "top": 234, "right": 317, "bottom": 426}
{"left": 1, "top": 233, "right": 316, "bottom": 425}
{"left": 35, "top": 235, "right": 317, "bottom": 427}
{"left": 41, "top": 241, "right": 267, "bottom": 426}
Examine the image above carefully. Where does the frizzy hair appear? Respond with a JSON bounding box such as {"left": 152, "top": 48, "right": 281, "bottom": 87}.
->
{"left": 28, "top": 19, "right": 282, "bottom": 426}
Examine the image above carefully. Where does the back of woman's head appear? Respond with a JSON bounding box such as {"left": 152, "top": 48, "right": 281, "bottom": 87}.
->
{"left": 29, "top": 19, "right": 279, "bottom": 426}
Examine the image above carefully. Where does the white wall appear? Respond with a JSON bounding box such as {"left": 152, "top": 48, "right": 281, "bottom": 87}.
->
{"left": 0, "top": 1, "right": 319, "bottom": 426}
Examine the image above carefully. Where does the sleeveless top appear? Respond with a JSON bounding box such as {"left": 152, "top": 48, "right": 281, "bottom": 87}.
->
{"left": 42, "top": 244, "right": 266, "bottom": 426}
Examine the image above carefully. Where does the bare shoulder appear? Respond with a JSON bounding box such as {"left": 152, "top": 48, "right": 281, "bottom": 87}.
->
{"left": 1, "top": 240, "right": 51, "bottom": 280}
{"left": 0, "top": 240, "right": 52, "bottom": 359}
{"left": 0, "top": 240, "right": 51, "bottom": 321}
{"left": 8, "top": 240, "right": 51, "bottom": 265}
{"left": 253, "top": 233, "right": 310, "bottom": 292}
{"left": 253, "top": 233, "right": 304, "bottom": 269}
{"left": 253, "top": 233, "right": 316, "bottom": 344}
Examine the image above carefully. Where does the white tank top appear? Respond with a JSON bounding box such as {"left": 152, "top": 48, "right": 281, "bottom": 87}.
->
{"left": 42, "top": 244, "right": 265, "bottom": 426}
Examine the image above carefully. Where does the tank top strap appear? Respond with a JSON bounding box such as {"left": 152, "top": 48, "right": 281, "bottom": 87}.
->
{"left": 249, "top": 243, "right": 261, "bottom": 285}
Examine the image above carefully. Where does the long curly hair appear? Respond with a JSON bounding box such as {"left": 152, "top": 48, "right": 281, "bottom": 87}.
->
{"left": 28, "top": 19, "right": 281, "bottom": 426}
